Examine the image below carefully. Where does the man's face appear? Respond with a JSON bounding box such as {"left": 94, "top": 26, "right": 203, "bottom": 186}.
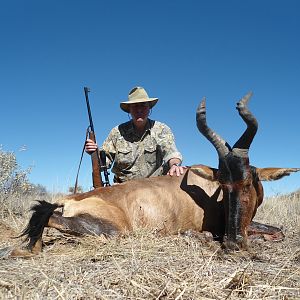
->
{"left": 129, "top": 103, "right": 150, "bottom": 125}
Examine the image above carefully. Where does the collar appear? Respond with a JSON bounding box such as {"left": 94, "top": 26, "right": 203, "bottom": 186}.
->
{"left": 129, "top": 119, "right": 155, "bottom": 140}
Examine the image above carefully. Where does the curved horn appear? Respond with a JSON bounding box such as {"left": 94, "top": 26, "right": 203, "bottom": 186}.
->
{"left": 233, "top": 92, "right": 258, "bottom": 150}
{"left": 196, "top": 98, "right": 230, "bottom": 158}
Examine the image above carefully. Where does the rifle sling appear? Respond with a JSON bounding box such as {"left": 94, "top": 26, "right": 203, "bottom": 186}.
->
{"left": 74, "top": 128, "right": 90, "bottom": 194}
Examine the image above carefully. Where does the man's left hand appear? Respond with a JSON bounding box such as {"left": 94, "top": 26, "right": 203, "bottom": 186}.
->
{"left": 167, "top": 164, "right": 186, "bottom": 177}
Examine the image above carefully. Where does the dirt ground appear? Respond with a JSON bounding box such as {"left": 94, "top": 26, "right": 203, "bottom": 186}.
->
{"left": 0, "top": 221, "right": 17, "bottom": 242}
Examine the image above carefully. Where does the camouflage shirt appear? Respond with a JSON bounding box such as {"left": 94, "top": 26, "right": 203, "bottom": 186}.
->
{"left": 101, "top": 119, "right": 182, "bottom": 182}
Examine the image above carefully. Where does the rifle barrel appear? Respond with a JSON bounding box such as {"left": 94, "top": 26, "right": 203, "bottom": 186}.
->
{"left": 84, "top": 87, "right": 95, "bottom": 133}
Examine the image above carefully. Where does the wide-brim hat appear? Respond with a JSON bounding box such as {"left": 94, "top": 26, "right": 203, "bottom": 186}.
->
{"left": 120, "top": 86, "right": 158, "bottom": 113}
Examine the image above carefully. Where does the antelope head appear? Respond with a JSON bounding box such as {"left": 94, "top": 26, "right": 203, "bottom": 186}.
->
{"left": 196, "top": 92, "right": 260, "bottom": 249}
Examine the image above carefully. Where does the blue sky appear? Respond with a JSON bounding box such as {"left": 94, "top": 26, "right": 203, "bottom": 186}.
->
{"left": 1, "top": 1, "right": 299, "bottom": 196}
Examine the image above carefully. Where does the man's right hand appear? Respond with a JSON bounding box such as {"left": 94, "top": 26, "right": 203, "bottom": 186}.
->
{"left": 85, "top": 138, "right": 98, "bottom": 154}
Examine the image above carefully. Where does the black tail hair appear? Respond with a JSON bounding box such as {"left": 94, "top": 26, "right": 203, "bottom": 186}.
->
{"left": 19, "top": 200, "right": 59, "bottom": 250}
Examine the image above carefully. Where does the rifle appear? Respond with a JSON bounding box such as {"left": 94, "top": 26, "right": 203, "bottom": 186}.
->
{"left": 84, "top": 87, "right": 110, "bottom": 188}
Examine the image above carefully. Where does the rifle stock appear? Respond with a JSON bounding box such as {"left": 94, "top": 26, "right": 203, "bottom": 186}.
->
{"left": 88, "top": 131, "right": 103, "bottom": 188}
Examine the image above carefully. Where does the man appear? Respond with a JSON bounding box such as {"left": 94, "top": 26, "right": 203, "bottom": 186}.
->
{"left": 85, "top": 86, "right": 184, "bottom": 183}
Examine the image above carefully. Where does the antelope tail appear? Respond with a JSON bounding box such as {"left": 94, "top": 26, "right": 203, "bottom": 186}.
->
{"left": 19, "top": 200, "right": 59, "bottom": 251}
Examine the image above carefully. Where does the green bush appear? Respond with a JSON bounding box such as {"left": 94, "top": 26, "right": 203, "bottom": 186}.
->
{"left": 0, "top": 147, "right": 49, "bottom": 216}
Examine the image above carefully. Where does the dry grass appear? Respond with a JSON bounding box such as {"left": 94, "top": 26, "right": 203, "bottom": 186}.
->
{"left": 0, "top": 192, "right": 300, "bottom": 299}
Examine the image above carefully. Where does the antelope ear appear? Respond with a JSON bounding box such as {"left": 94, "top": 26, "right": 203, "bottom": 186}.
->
{"left": 189, "top": 164, "right": 219, "bottom": 181}
{"left": 256, "top": 168, "right": 300, "bottom": 181}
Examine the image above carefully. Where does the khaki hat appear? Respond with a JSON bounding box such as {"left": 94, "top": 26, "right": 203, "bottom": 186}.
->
{"left": 120, "top": 87, "right": 159, "bottom": 113}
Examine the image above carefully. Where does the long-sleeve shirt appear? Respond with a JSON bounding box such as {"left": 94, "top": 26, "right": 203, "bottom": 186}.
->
{"left": 101, "top": 119, "right": 182, "bottom": 182}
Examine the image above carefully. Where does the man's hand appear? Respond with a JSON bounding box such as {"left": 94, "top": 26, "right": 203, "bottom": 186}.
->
{"left": 167, "top": 164, "right": 186, "bottom": 176}
{"left": 167, "top": 158, "right": 186, "bottom": 177}
{"left": 85, "top": 138, "right": 98, "bottom": 154}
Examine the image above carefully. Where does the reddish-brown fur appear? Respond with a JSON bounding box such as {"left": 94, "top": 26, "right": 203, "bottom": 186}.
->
{"left": 59, "top": 168, "right": 220, "bottom": 235}
{"left": 10, "top": 164, "right": 297, "bottom": 257}
{"left": 63, "top": 166, "right": 295, "bottom": 236}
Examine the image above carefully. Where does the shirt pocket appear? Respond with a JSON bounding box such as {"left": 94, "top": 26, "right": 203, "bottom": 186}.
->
{"left": 116, "top": 147, "right": 134, "bottom": 170}
{"left": 144, "top": 144, "right": 157, "bottom": 166}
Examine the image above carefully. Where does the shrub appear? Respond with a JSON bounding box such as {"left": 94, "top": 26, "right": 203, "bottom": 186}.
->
{"left": 0, "top": 147, "right": 49, "bottom": 217}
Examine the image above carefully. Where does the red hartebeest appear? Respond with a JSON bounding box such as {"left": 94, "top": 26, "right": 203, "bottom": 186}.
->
{"left": 9, "top": 93, "right": 299, "bottom": 256}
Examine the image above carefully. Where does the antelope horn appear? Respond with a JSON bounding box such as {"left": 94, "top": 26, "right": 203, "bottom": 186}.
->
{"left": 233, "top": 92, "right": 258, "bottom": 150}
{"left": 196, "top": 98, "right": 230, "bottom": 158}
